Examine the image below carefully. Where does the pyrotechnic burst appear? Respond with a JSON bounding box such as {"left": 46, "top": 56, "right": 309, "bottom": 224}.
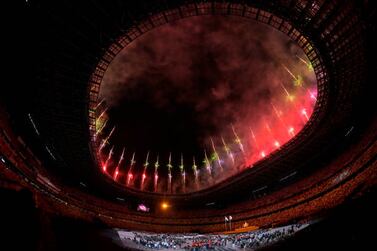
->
{"left": 98, "top": 126, "right": 116, "bottom": 152}
{"left": 210, "top": 138, "right": 223, "bottom": 172}
{"left": 204, "top": 150, "right": 212, "bottom": 176}
{"left": 102, "top": 145, "right": 114, "bottom": 172}
{"left": 282, "top": 64, "right": 303, "bottom": 87}
{"left": 113, "top": 147, "right": 125, "bottom": 180}
{"left": 231, "top": 124, "right": 245, "bottom": 155}
{"left": 167, "top": 152, "right": 173, "bottom": 193}
{"left": 221, "top": 136, "right": 235, "bottom": 164}
{"left": 296, "top": 54, "right": 314, "bottom": 71}
{"left": 280, "top": 83, "right": 295, "bottom": 101}
{"left": 127, "top": 152, "right": 136, "bottom": 185}
{"left": 154, "top": 155, "right": 159, "bottom": 192}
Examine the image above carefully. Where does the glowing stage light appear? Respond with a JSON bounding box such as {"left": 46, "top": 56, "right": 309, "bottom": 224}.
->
{"left": 161, "top": 202, "right": 169, "bottom": 210}
{"left": 142, "top": 173, "right": 146, "bottom": 179}
{"left": 260, "top": 151, "right": 266, "bottom": 158}
{"left": 102, "top": 165, "right": 107, "bottom": 172}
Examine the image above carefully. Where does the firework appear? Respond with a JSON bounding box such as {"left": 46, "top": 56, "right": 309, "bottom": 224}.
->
{"left": 282, "top": 64, "right": 303, "bottom": 86}
{"left": 231, "top": 124, "right": 245, "bottom": 154}
{"left": 274, "top": 140, "right": 280, "bottom": 148}
{"left": 127, "top": 152, "right": 136, "bottom": 185}
{"left": 179, "top": 154, "right": 186, "bottom": 191}
{"left": 221, "top": 136, "right": 235, "bottom": 164}
{"left": 249, "top": 128, "right": 259, "bottom": 149}
{"left": 96, "top": 107, "right": 109, "bottom": 123}
{"left": 192, "top": 156, "right": 198, "bottom": 176}
{"left": 301, "top": 108, "right": 309, "bottom": 121}
{"left": 94, "top": 98, "right": 105, "bottom": 110}
{"left": 95, "top": 119, "right": 108, "bottom": 137}
{"left": 288, "top": 126, "right": 295, "bottom": 136}
{"left": 210, "top": 137, "right": 223, "bottom": 171}
{"left": 141, "top": 151, "right": 150, "bottom": 188}
{"left": 296, "top": 54, "right": 314, "bottom": 71}
{"left": 154, "top": 155, "right": 159, "bottom": 192}
{"left": 167, "top": 152, "right": 173, "bottom": 172}
{"left": 260, "top": 151, "right": 266, "bottom": 158}
{"left": 193, "top": 157, "right": 199, "bottom": 189}
{"left": 179, "top": 153, "right": 184, "bottom": 173}
{"left": 99, "top": 126, "right": 116, "bottom": 152}
{"left": 113, "top": 147, "right": 125, "bottom": 180}
{"left": 167, "top": 152, "right": 172, "bottom": 193}
{"left": 308, "top": 90, "right": 317, "bottom": 101}
{"left": 204, "top": 150, "right": 212, "bottom": 176}
{"left": 280, "top": 82, "right": 295, "bottom": 101}
{"left": 102, "top": 145, "right": 114, "bottom": 172}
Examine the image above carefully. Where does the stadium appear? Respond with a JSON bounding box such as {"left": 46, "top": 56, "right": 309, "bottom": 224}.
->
{"left": 1, "top": 0, "right": 376, "bottom": 250}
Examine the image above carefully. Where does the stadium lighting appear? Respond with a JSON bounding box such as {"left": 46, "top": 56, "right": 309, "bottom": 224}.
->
{"left": 161, "top": 202, "right": 169, "bottom": 210}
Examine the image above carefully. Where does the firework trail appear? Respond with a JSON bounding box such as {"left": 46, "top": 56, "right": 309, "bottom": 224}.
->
{"left": 113, "top": 147, "right": 125, "bottom": 180}
{"left": 270, "top": 102, "right": 293, "bottom": 138}
{"left": 141, "top": 151, "right": 149, "bottom": 189}
{"left": 282, "top": 64, "right": 303, "bottom": 87}
{"left": 127, "top": 152, "right": 136, "bottom": 185}
{"left": 99, "top": 126, "right": 116, "bottom": 152}
{"left": 94, "top": 98, "right": 105, "bottom": 110}
{"left": 204, "top": 150, "right": 212, "bottom": 176}
{"left": 280, "top": 83, "right": 307, "bottom": 123}
{"left": 210, "top": 137, "right": 223, "bottom": 172}
{"left": 102, "top": 145, "right": 114, "bottom": 172}
{"left": 308, "top": 90, "right": 317, "bottom": 101}
{"left": 95, "top": 119, "right": 108, "bottom": 138}
{"left": 280, "top": 82, "right": 295, "bottom": 102}
{"left": 249, "top": 128, "right": 259, "bottom": 149}
{"left": 179, "top": 154, "right": 186, "bottom": 192}
{"left": 301, "top": 108, "right": 309, "bottom": 121}
{"left": 154, "top": 155, "right": 159, "bottom": 192}
{"left": 96, "top": 106, "right": 109, "bottom": 123}
{"left": 231, "top": 124, "right": 245, "bottom": 154}
{"left": 192, "top": 156, "right": 199, "bottom": 190}
{"left": 167, "top": 152, "right": 172, "bottom": 193}
{"left": 221, "top": 136, "right": 235, "bottom": 165}
{"left": 296, "top": 54, "right": 313, "bottom": 71}
{"left": 286, "top": 126, "right": 294, "bottom": 137}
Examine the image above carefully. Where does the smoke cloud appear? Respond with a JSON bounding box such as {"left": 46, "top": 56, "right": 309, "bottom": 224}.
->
{"left": 98, "top": 15, "right": 317, "bottom": 193}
